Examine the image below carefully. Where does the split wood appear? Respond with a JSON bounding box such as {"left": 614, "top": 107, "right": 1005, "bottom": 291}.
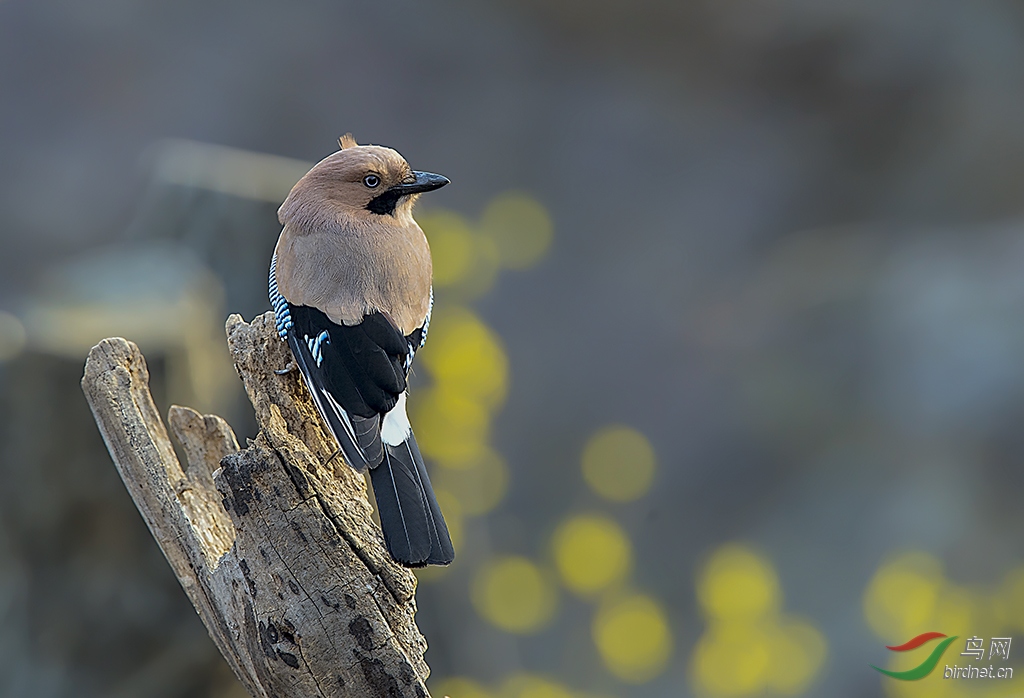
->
{"left": 81, "top": 312, "right": 433, "bottom": 698}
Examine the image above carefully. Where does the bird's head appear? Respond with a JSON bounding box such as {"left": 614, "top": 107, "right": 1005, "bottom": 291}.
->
{"left": 278, "top": 134, "right": 449, "bottom": 229}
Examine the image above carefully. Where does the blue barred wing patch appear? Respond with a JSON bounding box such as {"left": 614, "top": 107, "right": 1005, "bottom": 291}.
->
{"left": 307, "top": 330, "right": 330, "bottom": 367}
{"left": 269, "top": 253, "right": 293, "bottom": 338}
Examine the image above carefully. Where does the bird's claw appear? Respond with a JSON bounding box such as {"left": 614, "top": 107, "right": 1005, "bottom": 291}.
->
{"left": 275, "top": 361, "right": 297, "bottom": 375}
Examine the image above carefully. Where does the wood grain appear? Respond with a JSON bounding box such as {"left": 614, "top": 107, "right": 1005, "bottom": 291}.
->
{"left": 81, "top": 311, "right": 432, "bottom": 698}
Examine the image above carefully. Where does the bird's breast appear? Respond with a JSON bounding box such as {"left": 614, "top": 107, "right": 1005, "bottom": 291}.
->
{"left": 276, "top": 220, "right": 432, "bottom": 336}
{"left": 373, "top": 223, "right": 433, "bottom": 334}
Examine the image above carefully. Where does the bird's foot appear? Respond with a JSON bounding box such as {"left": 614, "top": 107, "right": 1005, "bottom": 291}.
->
{"left": 274, "top": 361, "right": 297, "bottom": 375}
{"left": 324, "top": 448, "right": 342, "bottom": 468}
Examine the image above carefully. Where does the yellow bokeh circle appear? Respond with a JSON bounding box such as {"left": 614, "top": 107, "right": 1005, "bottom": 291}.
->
{"left": 592, "top": 593, "right": 673, "bottom": 683}
{"left": 479, "top": 192, "right": 554, "bottom": 270}
{"left": 499, "top": 673, "right": 574, "bottom": 698}
{"left": 431, "top": 676, "right": 494, "bottom": 698}
{"left": 434, "top": 447, "right": 509, "bottom": 515}
{"left": 552, "top": 514, "right": 632, "bottom": 596}
{"left": 581, "top": 425, "right": 656, "bottom": 502}
{"left": 420, "top": 307, "right": 509, "bottom": 410}
{"left": 697, "top": 544, "right": 780, "bottom": 621}
{"left": 766, "top": 620, "right": 827, "bottom": 695}
{"left": 862, "top": 551, "right": 943, "bottom": 642}
{"left": 472, "top": 557, "right": 558, "bottom": 634}
{"left": 419, "top": 211, "right": 476, "bottom": 287}
{"left": 930, "top": 584, "right": 977, "bottom": 640}
{"left": 457, "top": 234, "right": 502, "bottom": 300}
{"left": 691, "top": 622, "right": 772, "bottom": 696}
{"left": 411, "top": 386, "right": 490, "bottom": 466}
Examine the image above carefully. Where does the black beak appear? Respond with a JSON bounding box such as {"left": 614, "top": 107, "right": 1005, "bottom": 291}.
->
{"left": 367, "top": 171, "right": 449, "bottom": 215}
{"left": 392, "top": 171, "right": 450, "bottom": 195}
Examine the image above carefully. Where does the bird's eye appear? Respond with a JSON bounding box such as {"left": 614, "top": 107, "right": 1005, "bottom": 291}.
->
{"left": 363, "top": 174, "right": 381, "bottom": 188}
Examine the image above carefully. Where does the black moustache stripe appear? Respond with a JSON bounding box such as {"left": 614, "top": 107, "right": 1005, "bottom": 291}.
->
{"left": 366, "top": 189, "right": 403, "bottom": 216}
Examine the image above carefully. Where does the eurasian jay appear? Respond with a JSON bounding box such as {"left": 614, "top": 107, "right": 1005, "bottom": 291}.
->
{"left": 269, "top": 134, "right": 454, "bottom": 567}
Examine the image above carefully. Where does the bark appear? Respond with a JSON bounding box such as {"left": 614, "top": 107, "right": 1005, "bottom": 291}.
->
{"left": 81, "top": 312, "right": 431, "bottom": 698}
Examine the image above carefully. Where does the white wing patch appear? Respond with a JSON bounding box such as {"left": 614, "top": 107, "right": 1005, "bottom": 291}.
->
{"left": 381, "top": 391, "right": 412, "bottom": 446}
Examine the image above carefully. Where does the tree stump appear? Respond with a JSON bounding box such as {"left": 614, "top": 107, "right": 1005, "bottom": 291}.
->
{"left": 81, "top": 312, "right": 432, "bottom": 698}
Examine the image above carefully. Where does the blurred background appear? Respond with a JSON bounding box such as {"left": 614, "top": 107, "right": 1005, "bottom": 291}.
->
{"left": 3, "top": 1, "right": 1024, "bottom": 697}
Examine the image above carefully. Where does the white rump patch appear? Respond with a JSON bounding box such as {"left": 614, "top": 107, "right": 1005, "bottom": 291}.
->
{"left": 381, "top": 392, "right": 412, "bottom": 446}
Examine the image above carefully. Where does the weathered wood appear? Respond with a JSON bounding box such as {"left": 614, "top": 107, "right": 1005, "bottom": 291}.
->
{"left": 81, "top": 312, "right": 432, "bottom": 698}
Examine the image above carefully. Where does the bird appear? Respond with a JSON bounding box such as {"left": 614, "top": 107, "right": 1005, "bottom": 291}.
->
{"left": 268, "top": 134, "right": 454, "bottom": 567}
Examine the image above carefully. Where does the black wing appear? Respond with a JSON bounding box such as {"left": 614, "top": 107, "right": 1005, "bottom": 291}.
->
{"left": 287, "top": 304, "right": 408, "bottom": 470}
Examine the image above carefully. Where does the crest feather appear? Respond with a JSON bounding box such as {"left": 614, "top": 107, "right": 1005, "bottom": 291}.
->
{"left": 338, "top": 133, "right": 358, "bottom": 149}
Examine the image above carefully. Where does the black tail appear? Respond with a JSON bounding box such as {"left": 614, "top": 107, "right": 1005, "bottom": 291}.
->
{"left": 369, "top": 433, "right": 454, "bottom": 567}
